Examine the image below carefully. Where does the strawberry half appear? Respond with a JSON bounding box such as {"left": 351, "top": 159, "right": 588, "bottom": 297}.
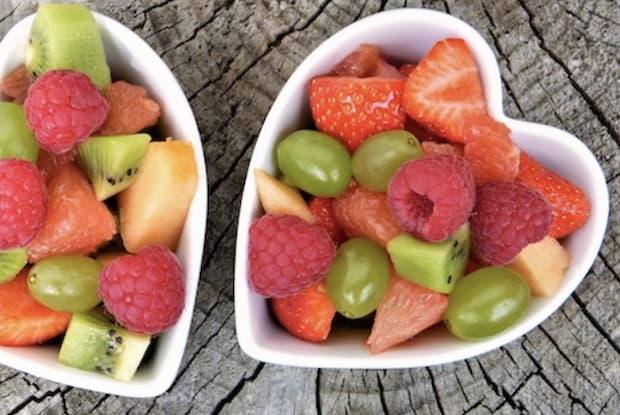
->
{"left": 367, "top": 274, "right": 448, "bottom": 353}
{"left": 0, "top": 269, "right": 71, "bottom": 346}
{"left": 516, "top": 151, "right": 590, "bottom": 238}
{"left": 403, "top": 38, "right": 487, "bottom": 143}
{"left": 271, "top": 280, "right": 335, "bottom": 342}
{"left": 309, "top": 76, "right": 406, "bottom": 153}
{"left": 308, "top": 197, "right": 346, "bottom": 244}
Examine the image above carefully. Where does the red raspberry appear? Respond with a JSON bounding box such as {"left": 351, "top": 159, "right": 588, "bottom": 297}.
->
{"left": 387, "top": 155, "right": 475, "bottom": 242}
{"left": 308, "top": 197, "right": 346, "bottom": 244}
{"left": 471, "top": 181, "right": 552, "bottom": 265}
{"left": 24, "top": 70, "right": 108, "bottom": 154}
{"left": 249, "top": 214, "right": 336, "bottom": 298}
{"left": 99, "top": 245, "right": 185, "bottom": 335}
{"left": 0, "top": 159, "right": 46, "bottom": 250}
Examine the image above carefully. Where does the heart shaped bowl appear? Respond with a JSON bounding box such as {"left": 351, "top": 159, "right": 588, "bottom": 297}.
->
{"left": 0, "top": 12, "right": 207, "bottom": 396}
{"left": 234, "top": 8, "right": 609, "bottom": 368}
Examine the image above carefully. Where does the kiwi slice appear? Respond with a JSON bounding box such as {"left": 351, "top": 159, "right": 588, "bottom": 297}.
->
{"left": 76, "top": 133, "right": 151, "bottom": 200}
{"left": 26, "top": 3, "right": 111, "bottom": 91}
{"left": 387, "top": 222, "right": 471, "bottom": 294}
{"left": 58, "top": 309, "right": 150, "bottom": 381}
{"left": 0, "top": 102, "right": 38, "bottom": 162}
{"left": 0, "top": 247, "right": 28, "bottom": 283}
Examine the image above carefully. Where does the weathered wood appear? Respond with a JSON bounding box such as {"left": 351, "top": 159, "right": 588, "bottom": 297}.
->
{"left": 0, "top": 0, "right": 618, "bottom": 413}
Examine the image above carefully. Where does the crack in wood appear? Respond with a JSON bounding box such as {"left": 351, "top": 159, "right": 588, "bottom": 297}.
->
{"left": 516, "top": 0, "right": 620, "bottom": 147}
{"left": 375, "top": 372, "right": 390, "bottom": 414}
{"left": 315, "top": 369, "right": 322, "bottom": 415}
{"left": 7, "top": 386, "right": 66, "bottom": 415}
{"left": 597, "top": 252, "right": 620, "bottom": 284}
{"left": 570, "top": 292, "right": 620, "bottom": 355}
{"left": 475, "top": 358, "right": 524, "bottom": 413}
{"left": 210, "top": 362, "right": 265, "bottom": 414}
{"left": 425, "top": 367, "right": 446, "bottom": 415}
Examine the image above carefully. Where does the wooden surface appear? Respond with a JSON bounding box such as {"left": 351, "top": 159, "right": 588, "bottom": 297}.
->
{"left": 0, "top": 0, "right": 618, "bottom": 413}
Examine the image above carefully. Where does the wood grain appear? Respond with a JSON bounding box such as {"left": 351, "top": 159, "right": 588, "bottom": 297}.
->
{"left": 0, "top": 0, "right": 617, "bottom": 413}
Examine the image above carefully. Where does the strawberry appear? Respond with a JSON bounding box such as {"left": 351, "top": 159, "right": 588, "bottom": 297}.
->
{"left": 516, "top": 151, "right": 590, "bottom": 238}
{"left": 403, "top": 38, "right": 487, "bottom": 143}
{"left": 366, "top": 274, "right": 448, "bottom": 353}
{"left": 330, "top": 44, "right": 403, "bottom": 79}
{"left": 271, "top": 280, "right": 335, "bottom": 342}
{"left": 308, "top": 197, "right": 346, "bottom": 244}
{"left": 398, "top": 63, "right": 417, "bottom": 78}
{"left": 309, "top": 76, "right": 406, "bottom": 153}
{"left": 0, "top": 268, "right": 71, "bottom": 346}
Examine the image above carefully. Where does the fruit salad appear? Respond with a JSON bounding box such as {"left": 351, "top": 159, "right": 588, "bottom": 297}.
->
{"left": 0, "top": 3, "right": 198, "bottom": 381}
{"left": 247, "top": 41, "right": 590, "bottom": 353}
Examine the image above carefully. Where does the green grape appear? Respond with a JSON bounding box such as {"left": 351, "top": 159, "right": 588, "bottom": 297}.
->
{"left": 326, "top": 238, "right": 390, "bottom": 319}
{"left": 276, "top": 129, "right": 351, "bottom": 197}
{"left": 0, "top": 102, "right": 39, "bottom": 162}
{"left": 352, "top": 130, "right": 421, "bottom": 191}
{"left": 443, "top": 267, "right": 531, "bottom": 340}
{"left": 28, "top": 255, "right": 102, "bottom": 312}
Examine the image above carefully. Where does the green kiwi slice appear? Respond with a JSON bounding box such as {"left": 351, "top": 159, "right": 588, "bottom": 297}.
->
{"left": 58, "top": 309, "right": 151, "bottom": 381}
{"left": 76, "top": 133, "right": 151, "bottom": 200}
{"left": 0, "top": 247, "right": 28, "bottom": 283}
{"left": 387, "top": 222, "right": 471, "bottom": 294}
{"left": 0, "top": 102, "right": 39, "bottom": 162}
{"left": 26, "top": 3, "right": 111, "bottom": 91}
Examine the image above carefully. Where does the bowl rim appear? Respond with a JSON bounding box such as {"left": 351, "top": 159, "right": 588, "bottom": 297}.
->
{"left": 234, "top": 8, "right": 609, "bottom": 368}
{"left": 0, "top": 11, "right": 208, "bottom": 396}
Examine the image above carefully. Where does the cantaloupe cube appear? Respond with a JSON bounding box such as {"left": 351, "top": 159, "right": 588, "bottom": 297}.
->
{"left": 507, "top": 236, "right": 571, "bottom": 297}
{"left": 118, "top": 140, "right": 198, "bottom": 252}
{"left": 254, "top": 168, "right": 314, "bottom": 223}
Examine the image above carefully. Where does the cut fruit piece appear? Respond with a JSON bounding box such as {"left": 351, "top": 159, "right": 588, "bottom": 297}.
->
{"left": 386, "top": 222, "right": 471, "bottom": 294}
{"left": 37, "top": 148, "right": 76, "bottom": 182}
{"left": 330, "top": 44, "right": 403, "bottom": 79}
{"left": 0, "top": 65, "right": 31, "bottom": 104}
{"left": 98, "top": 81, "right": 161, "bottom": 136}
{"left": 506, "top": 236, "right": 571, "bottom": 296}
{"left": 118, "top": 140, "right": 198, "bottom": 252}
{"left": 76, "top": 133, "right": 152, "bottom": 200}
{"left": 308, "top": 197, "right": 347, "bottom": 244}
{"left": 367, "top": 274, "right": 448, "bottom": 353}
{"left": 0, "top": 247, "right": 28, "bottom": 283}
{"left": 26, "top": 3, "right": 111, "bottom": 91}
{"left": 462, "top": 115, "right": 520, "bottom": 185}
{"left": 332, "top": 181, "right": 402, "bottom": 247}
{"left": 0, "top": 268, "right": 71, "bottom": 346}
{"left": 58, "top": 309, "right": 150, "bottom": 381}
{"left": 0, "top": 102, "right": 39, "bottom": 162}
{"left": 403, "top": 38, "right": 487, "bottom": 143}
{"left": 421, "top": 141, "right": 464, "bottom": 158}
{"left": 254, "top": 168, "right": 314, "bottom": 223}
{"left": 28, "top": 163, "right": 116, "bottom": 262}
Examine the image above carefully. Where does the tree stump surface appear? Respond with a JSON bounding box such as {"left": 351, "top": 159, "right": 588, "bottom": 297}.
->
{"left": 0, "top": 1, "right": 618, "bottom": 414}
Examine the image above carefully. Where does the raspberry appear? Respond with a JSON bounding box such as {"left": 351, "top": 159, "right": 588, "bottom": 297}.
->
{"left": 0, "top": 159, "right": 46, "bottom": 250}
{"left": 24, "top": 70, "right": 108, "bottom": 154}
{"left": 98, "top": 81, "right": 161, "bottom": 136}
{"left": 308, "top": 197, "right": 346, "bottom": 244}
{"left": 387, "top": 155, "right": 475, "bottom": 242}
{"left": 249, "top": 214, "right": 336, "bottom": 298}
{"left": 99, "top": 245, "right": 185, "bottom": 334}
{"left": 471, "top": 181, "right": 552, "bottom": 265}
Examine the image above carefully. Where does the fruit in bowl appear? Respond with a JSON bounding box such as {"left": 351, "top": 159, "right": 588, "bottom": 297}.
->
{"left": 0, "top": 3, "right": 207, "bottom": 397}
{"left": 234, "top": 9, "right": 608, "bottom": 368}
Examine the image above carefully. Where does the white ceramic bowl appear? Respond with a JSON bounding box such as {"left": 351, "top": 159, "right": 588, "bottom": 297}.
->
{"left": 235, "top": 9, "right": 609, "bottom": 368}
{"left": 0, "top": 13, "right": 207, "bottom": 396}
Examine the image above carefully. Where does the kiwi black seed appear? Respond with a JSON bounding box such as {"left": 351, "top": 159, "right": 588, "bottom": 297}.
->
{"left": 76, "top": 134, "right": 152, "bottom": 201}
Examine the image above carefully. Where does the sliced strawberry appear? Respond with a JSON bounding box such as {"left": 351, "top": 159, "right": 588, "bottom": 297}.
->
{"left": 398, "top": 63, "right": 417, "bottom": 78}
{"left": 333, "top": 181, "right": 402, "bottom": 247}
{"left": 308, "top": 197, "right": 346, "bottom": 244}
{"left": 421, "top": 141, "right": 464, "bottom": 158}
{"left": 404, "top": 117, "right": 445, "bottom": 143}
{"left": 28, "top": 163, "right": 116, "bottom": 262}
{"left": 1, "top": 65, "right": 31, "bottom": 104}
{"left": 462, "top": 114, "right": 520, "bottom": 185}
{"left": 516, "top": 151, "right": 590, "bottom": 238}
{"left": 0, "top": 268, "right": 71, "bottom": 346}
{"left": 271, "top": 280, "right": 335, "bottom": 342}
{"left": 367, "top": 274, "right": 448, "bottom": 353}
{"left": 309, "top": 76, "right": 406, "bottom": 153}
{"left": 330, "top": 44, "right": 403, "bottom": 79}
{"left": 403, "top": 38, "right": 487, "bottom": 143}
